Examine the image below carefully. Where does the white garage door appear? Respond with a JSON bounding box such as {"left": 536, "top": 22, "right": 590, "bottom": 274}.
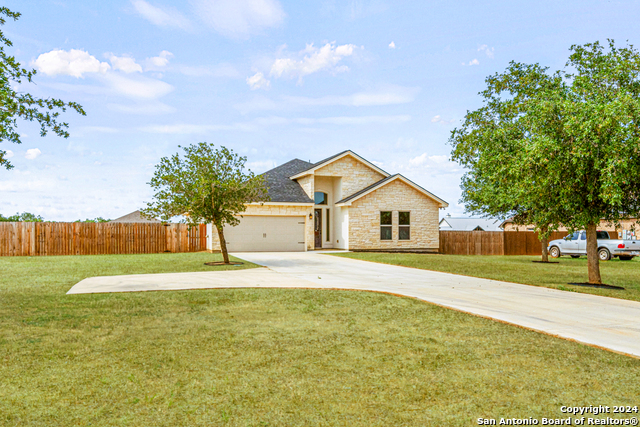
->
{"left": 224, "top": 216, "right": 306, "bottom": 252}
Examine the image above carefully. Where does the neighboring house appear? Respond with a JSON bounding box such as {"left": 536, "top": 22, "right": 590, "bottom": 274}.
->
{"left": 439, "top": 215, "right": 503, "bottom": 231}
{"left": 110, "top": 210, "right": 161, "bottom": 223}
{"left": 500, "top": 217, "right": 638, "bottom": 236}
{"left": 207, "top": 150, "right": 448, "bottom": 252}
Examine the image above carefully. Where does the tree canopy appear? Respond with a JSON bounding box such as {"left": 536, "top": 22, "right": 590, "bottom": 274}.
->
{"left": 450, "top": 40, "right": 640, "bottom": 284}
{"left": 0, "top": 7, "right": 85, "bottom": 170}
{"left": 0, "top": 212, "right": 44, "bottom": 222}
{"left": 143, "top": 142, "right": 269, "bottom": 264}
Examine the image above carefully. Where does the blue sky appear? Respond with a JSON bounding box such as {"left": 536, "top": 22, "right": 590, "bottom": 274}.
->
{"left": 1, "top": 0, "right": 638, "bottom": 220}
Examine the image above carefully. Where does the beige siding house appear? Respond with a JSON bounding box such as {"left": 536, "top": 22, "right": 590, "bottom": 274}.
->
{"left": 207, "top": 150, "right": 448, "bottom": 252}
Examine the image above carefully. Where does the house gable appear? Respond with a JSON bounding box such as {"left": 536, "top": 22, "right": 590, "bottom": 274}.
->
{"left": 289, "top": 150, "right": 389, "bottom": 180}
{"left": 336, "top": 174, "right": 448, "bottom": 208}
{"left": 347, "top": 178, "right": 441, "bottom": 250}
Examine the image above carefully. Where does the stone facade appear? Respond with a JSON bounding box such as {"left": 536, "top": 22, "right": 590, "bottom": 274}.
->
{"left": 209, "top": 203, "right": 314, "bottom": 251}
{"left": 313, "top": 155, "right": 385, "bottom": 199}
{"left": 297, "top": 175, "right": 314, "bottom": 200}
{"left": 348, "top": 179, "right": 440, "bottom": 250}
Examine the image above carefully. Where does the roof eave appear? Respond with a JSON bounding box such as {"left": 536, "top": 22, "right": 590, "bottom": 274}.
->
{"left": 336, "top": 175, "right": 448, "bottom": 208}
{"left": 289, "top": 150, "right": 390, "bottom": 180}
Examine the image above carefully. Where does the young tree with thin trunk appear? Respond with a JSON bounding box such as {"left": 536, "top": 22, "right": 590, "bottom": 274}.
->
{"left": 143, "top": 143, "right": 269, "bottom": 264}
{"left": 451, "top": 40, "right": 640, "bottom": 284}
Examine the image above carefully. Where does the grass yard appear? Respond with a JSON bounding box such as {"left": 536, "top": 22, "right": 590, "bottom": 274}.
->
{"left": 333, "top": 253, "right": 640, "bottom": 302}
{"left": 1, "top": 252, "right": 639, "bottom": 426}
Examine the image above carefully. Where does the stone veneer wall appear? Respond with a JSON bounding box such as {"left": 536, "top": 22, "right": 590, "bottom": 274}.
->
{"left": 313, "top": 155, "right": 385, "bottom": 199}
{"left": 348, "top": 179, "right": 440, "bottom": 250}
{"left": 297, "top": 175, "right": 314, "bottom": 200}
{"left": 209, "top": 204, "right": 314, "bottom": 251}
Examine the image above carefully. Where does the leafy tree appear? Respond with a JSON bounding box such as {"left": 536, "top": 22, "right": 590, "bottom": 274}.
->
{"left": 0, "top": 211, "right": 44, "bottom": 221}
{"left": 0, "top": 7, "right": 85, "bottom": 170}
{"left": 75, "top": 217, "right": 110, "bottom": 223}
{"left": 451, "top": 40, "right": 640, "bottom": 284}
{"left": 143, "top": 143, "right": 269, "bottom": 264}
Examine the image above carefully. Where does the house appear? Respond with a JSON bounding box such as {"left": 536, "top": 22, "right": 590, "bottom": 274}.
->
{"left": 439, "top": 215, "right": 503, "bottom": 231}
{"left": 499, "top": 217, "right": 638, "bottom": 237}
{"left": 110, "top": 210, "right": 161, "bottom": 223}
{"left": 207, "top": 150, "right": 448, "bottom": 252}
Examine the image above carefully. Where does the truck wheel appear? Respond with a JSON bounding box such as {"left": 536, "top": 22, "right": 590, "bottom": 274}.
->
{"left": 619, "top": 255, "right": 633, "bottom": 261}
{"left": 598, "top": 248, "right": 611, "bottom": 261}
{"left": 549, "top": 246, "right": 560, "bottom": 258}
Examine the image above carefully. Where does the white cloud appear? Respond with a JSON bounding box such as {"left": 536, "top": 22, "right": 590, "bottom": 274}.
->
{"left": 388, "top": 41, "right": 396, "bottom": 49}
{"left": 139, "top": 114, "right": 410, "bottom": 134}
{"left": 107, "top": 102, "right": 176, "bottom": 115}
{"left": 478, "top": 44, "right": 495, "bottom": 59}
{"left": 467, "top": 58, "right": 480, "bottom": 66}
{"left": 431, "top": 115, "right": 455, "bottom": 124}
{"left": 147, "top": 50, "right": 173, "bottom": 68}
{"left": 191, "top": 0, "right": 285, "bottom": 38}
{"left": 295, "top": 114, "right": 410, "bottom": 125}
{"left": 33, "top": 49, "right": 110, "bottom": 78}
{"left": 5, "top": 150, "right": 14, "bottom": 159}
{"left": 246, "top": 72, "right": 270, "bottom": 90}
{"left": 138, "top": 123, "right": 253, "bottom": 134}
{"left": 131, "top": 0, "right": 191, "bottom": 29}
{"left": 0, "top": 179, "right": 55, "bottom": 191}
{"left": 285, "top": 85, "right": 418, "bottom": 107}
{"left": 106, "top": 54, "right": 142, "bottom": 73}
{"left": 102, "top": 73, "right": 174, "bottom": 99}
{"left": 177, "top": 63, "right": 239, "bottom": 77}
{"left": 371, "top": 160, "right": 384, "bottom": 167}
{"left": 246, "top": 160, "right": 277, "bottom": 173}
{"left": 270, "top": 42, "right": 358, "bottom": 82}
{"left": 25, "top": 148, "right": 42, "bottom": 160}
{"left": 409, "top": 152, "right": 453, "bottom": 167}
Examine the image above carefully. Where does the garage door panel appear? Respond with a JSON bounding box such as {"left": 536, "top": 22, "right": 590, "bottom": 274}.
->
{"left": 224, "top": 216, "right": 305, "bottom": 252}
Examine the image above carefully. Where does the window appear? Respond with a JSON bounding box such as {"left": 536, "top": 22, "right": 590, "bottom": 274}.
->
{"left": 314, "top": 192, "right": 327, "bottom": 205}
{"left": 380, "top": 211, "right": 392, "bottom": 240}
{"left": 326, "top": 209, "right": 330, "bottom": 242}
{"left": 580, "top": 231, "right": 586, "bottom": 240}
{"left": 399, "top": 211, "right": 410, "bottom": 240}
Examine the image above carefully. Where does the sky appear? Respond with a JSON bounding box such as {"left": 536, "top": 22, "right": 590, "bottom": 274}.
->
{"left": 1, "top": 0, "right": 639, "bottom": 221}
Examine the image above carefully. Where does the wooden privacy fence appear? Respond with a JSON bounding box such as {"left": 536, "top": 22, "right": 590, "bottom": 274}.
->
{"left": 0, "top": 222, "right": 207, "bottom": 257}
{"left": 439, "top": 230, "right": 568, "bottom": 256}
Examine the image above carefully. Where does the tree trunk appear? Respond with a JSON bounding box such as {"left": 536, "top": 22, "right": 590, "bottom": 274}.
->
{"left": 586, "top": 222, "right": 602, "bottom": 284}
{"left": 216, "top": 223, "right": 230, "bottom": 264}
{"left": 540, "top": 225, "right": 549, "bottom": 262}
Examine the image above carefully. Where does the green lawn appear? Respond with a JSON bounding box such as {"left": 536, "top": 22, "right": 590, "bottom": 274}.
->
{"left": 1, "top": 252, "right": 639, "bottom": 426}
{"left": 333, "top": 252, "right": 640, "bottom": 302}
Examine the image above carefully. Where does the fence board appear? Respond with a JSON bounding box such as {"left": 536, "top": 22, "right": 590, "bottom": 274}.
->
{"left": 439, "top": 230, "right": 569, "bottom": 256}
{"left": 0, "top": 222, "right": 207, "bottom": 257}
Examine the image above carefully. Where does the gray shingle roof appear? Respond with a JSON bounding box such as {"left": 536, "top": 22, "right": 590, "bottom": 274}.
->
{"left": 111, "top": 210, "right": 161, "bottom": 223}
{"left": 263, "top": 159, "right": 314, "bottom": 203}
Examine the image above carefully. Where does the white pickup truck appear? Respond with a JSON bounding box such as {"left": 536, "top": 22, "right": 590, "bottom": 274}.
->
{"left": 547, "top": 230, "right": 640, "bottom": 261}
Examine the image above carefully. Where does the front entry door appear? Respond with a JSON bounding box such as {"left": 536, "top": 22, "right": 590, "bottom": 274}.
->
{"left": 314, "top": 209, "right": 322, "bottom": 249}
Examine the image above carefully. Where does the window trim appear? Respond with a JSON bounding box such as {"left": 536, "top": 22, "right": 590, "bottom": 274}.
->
{"left": 380, "top": 211, "right": 392, "bottom": 241}
{"left": 326, "top": 208, "right": 330, "bottom": 242}
{"left": 399, "top": 211, "right": 410, "bottom": 240}
{"left": 314, "top": 191, "right": 328, "bottom": 205}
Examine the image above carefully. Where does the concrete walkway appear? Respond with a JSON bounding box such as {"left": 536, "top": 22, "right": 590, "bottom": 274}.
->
{"left": 68, "top": 251, "right": 640, "bottom": 358}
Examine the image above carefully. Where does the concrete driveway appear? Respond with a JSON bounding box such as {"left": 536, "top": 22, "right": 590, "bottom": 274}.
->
{"left": 68, "top": 251, "right": 640, "bottom": 358}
